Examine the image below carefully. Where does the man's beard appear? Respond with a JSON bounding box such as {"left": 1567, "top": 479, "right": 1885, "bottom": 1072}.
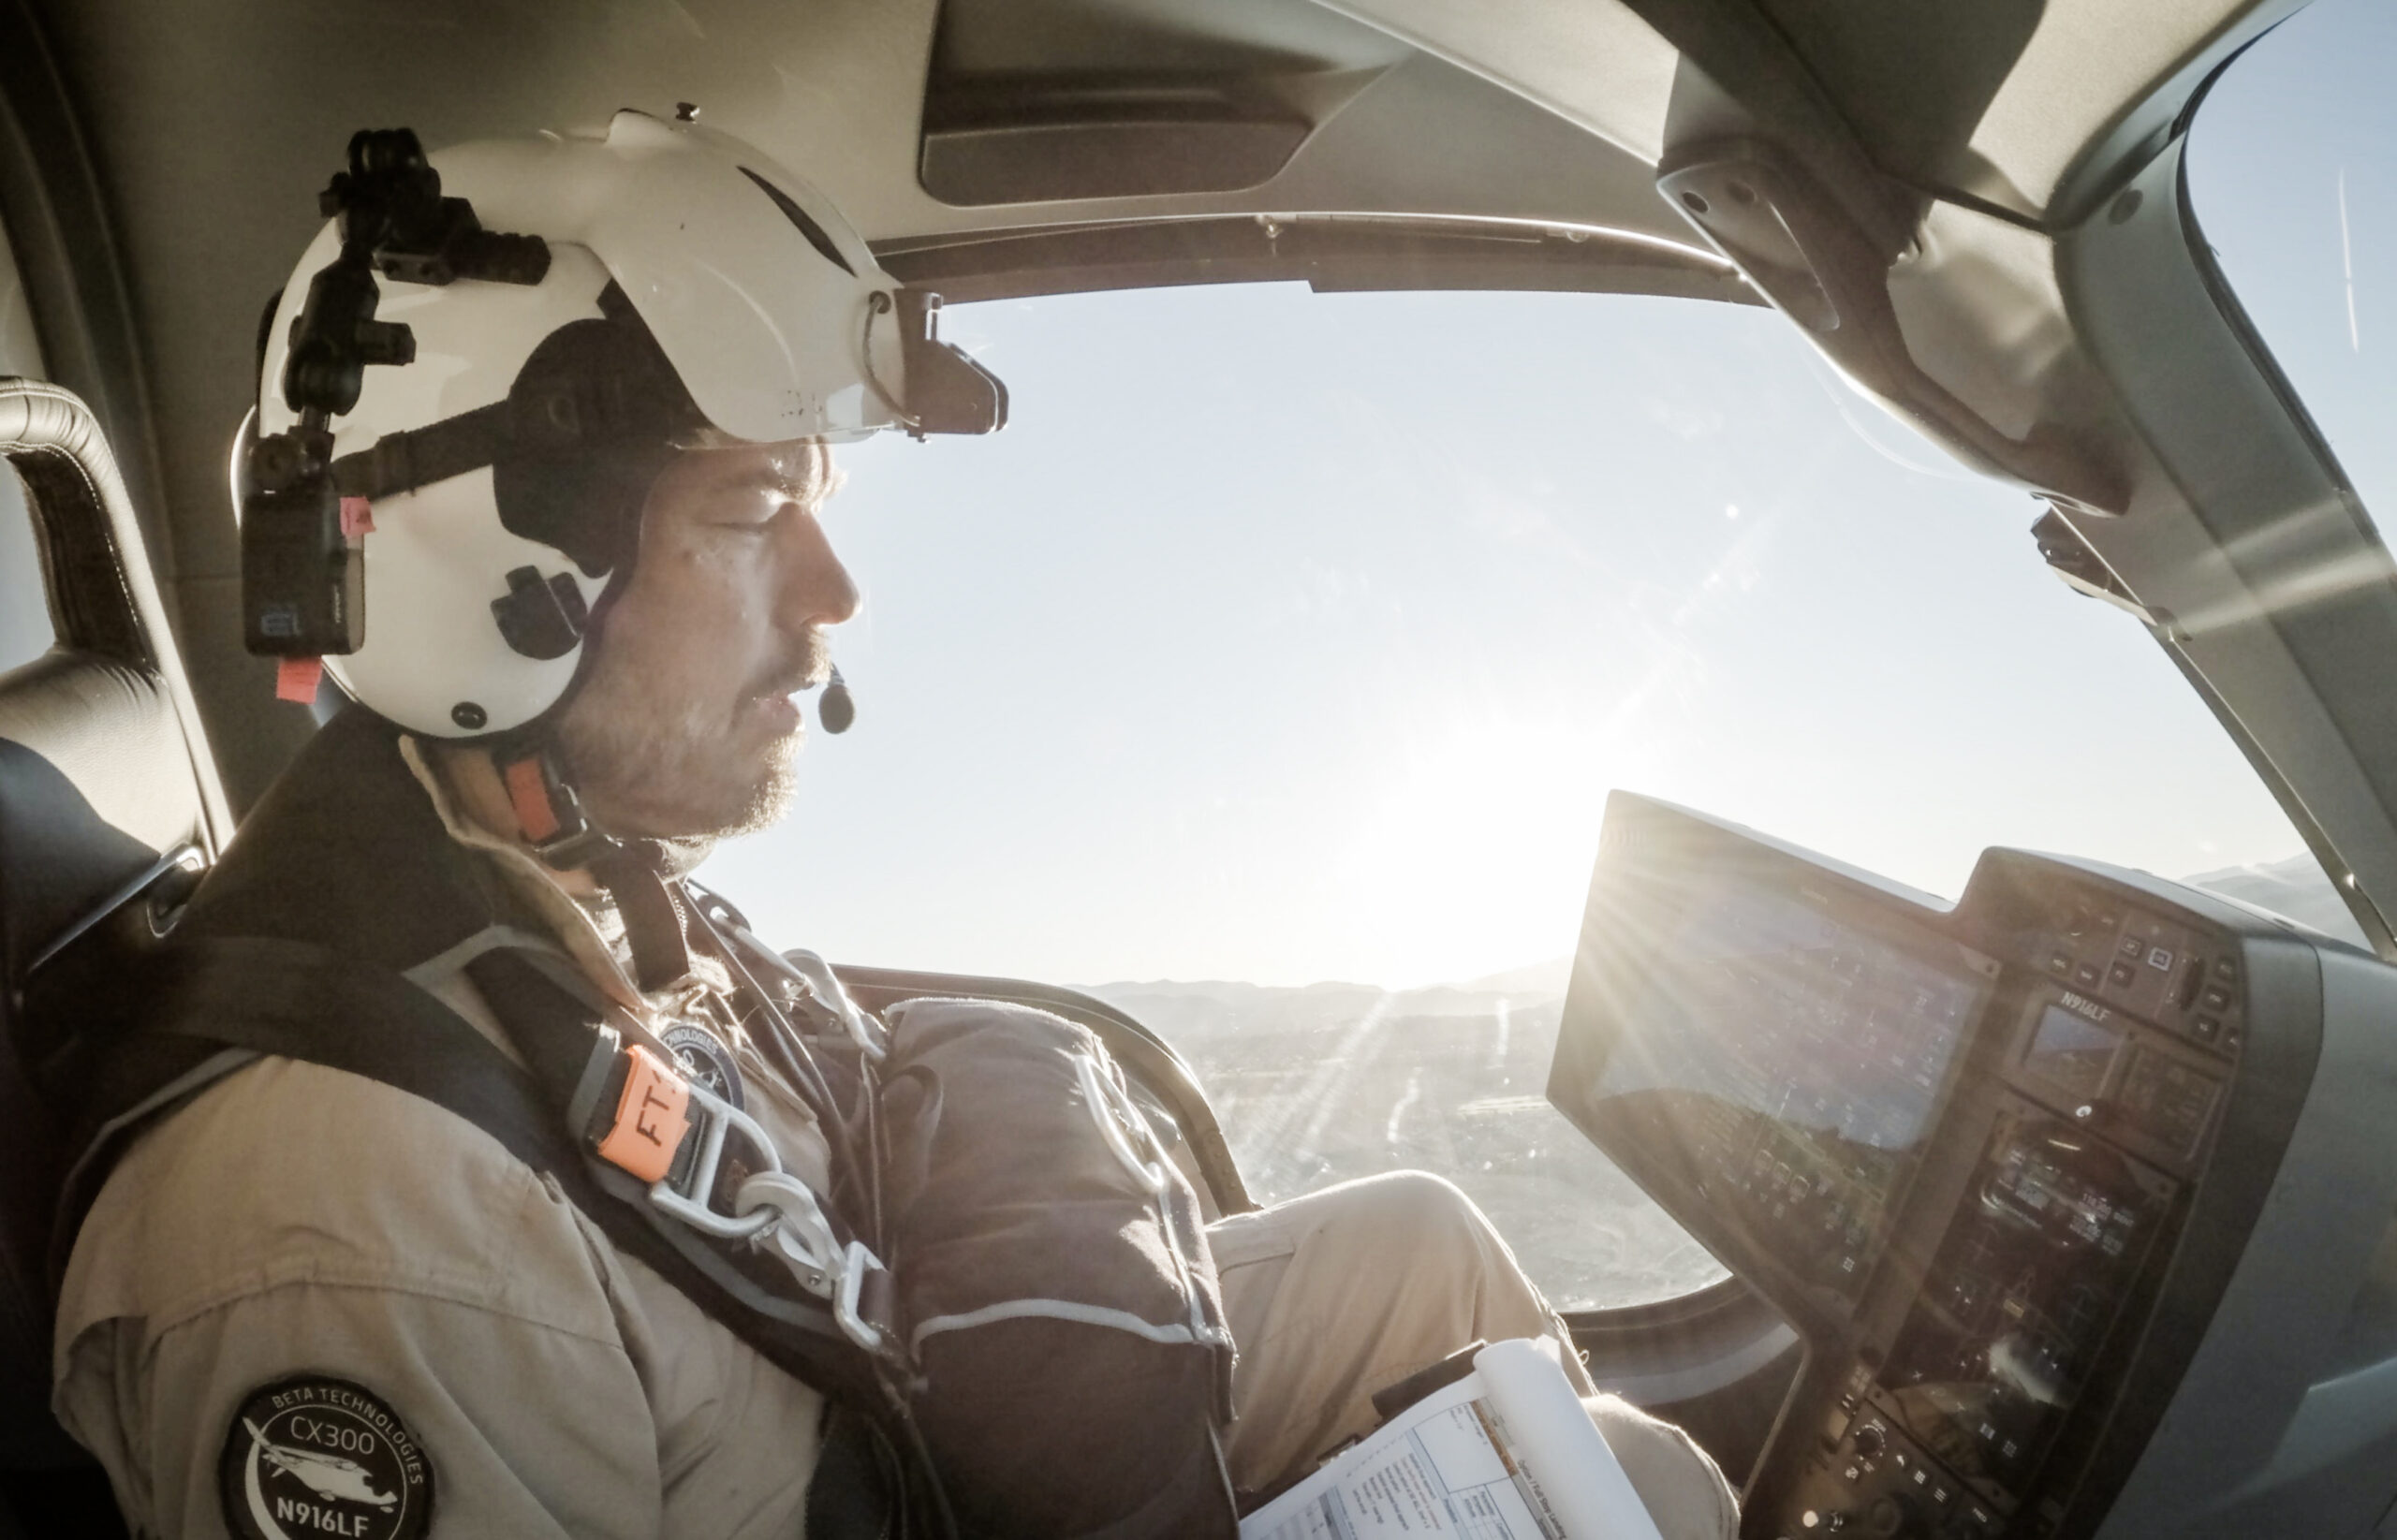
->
{"left": 556, "top": 637, "right": 823, "bottom": 841}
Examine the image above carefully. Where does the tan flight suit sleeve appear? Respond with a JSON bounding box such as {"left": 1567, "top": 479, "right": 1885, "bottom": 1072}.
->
{"left": 52, "top": 1056, "right": 772, "bottom": 1540}
{"left": 62, "top": 1282, "right": 669, "bottom": 1539}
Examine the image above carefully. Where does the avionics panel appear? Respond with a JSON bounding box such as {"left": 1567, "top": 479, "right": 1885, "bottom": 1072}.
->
{"left": 1553, "top": 813, "right": 1997, "bottom": 1323}
{"left": 1544, "top": 794, "right": 2397, "bottom": 1540}
{"left": 1875, "top": 1099, "right": 2175, "bottom": 1505}
{"left": 1543, "top": 799, "right": 2368, "bottom": 1533}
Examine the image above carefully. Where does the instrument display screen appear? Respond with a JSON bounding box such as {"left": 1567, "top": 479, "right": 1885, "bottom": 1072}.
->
{"left": 2023, "top": 1004, "right": 2124, "bottom": 1102}
{"left": 1557, "top": 867, "right": 1996, "bottom": 1308}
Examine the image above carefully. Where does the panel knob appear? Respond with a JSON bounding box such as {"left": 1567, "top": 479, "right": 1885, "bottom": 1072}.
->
{"left": 1862, "top": 1492, "right": 1925, "bottom": 1537}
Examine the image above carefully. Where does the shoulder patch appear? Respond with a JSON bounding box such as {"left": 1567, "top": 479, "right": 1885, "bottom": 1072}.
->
{"left": 662, "top": 1019, "right": 745, "bottom": 1110}
{"left": 218, "top": 1375, "right": 434, "bottom": 1540}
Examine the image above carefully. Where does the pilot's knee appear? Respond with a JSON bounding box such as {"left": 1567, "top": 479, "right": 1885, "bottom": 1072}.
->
{"left": 1297, "top": 1171, "right": 1518, "bottom": 1297}
{"left": 1325, "top": 1169, "right": 1491, "bottom": 1245}
{"left": 1581, "top": 1393, "right": 1740, "bottom": 1540}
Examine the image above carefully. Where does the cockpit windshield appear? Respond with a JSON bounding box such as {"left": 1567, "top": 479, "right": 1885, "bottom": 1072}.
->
{"left": 2187, "top": 0, "right": 2394, "bottom": 587}
{"left": 699, "top": 274, "right": 2322, "bottom": 1309}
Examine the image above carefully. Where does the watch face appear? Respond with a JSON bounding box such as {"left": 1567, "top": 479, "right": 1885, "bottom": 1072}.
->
{"left": 663, "top": 1019, "right": 745, "bottom": 1109}
{"left": 219, "top": 1375, "right": 434, "bottom": 1540}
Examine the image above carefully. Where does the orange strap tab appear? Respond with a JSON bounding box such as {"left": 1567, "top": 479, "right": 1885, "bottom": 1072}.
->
{"left": 274, "top": 656, "right": 323, "bottom": 704}
{"left": 596, "top": 1044, "right": 692, "bottom": 1184}
{"left": 503, "top": 755, "right": 562, "bottom": 842}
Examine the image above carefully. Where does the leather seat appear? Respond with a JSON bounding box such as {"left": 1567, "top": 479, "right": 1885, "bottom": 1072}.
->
{"left": 0, "top": 377, "right": 228, "bottom": 1533}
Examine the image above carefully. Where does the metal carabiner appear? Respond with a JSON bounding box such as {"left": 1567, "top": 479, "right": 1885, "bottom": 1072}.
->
{"left": 737, "top": 1168, "right": 845, "bottom": 1298}
{"left": 645, "top": 1075, "right": 782, "bottom": 1241}
{"left": 834, "top": 1239, "right": 894, "bottom": 1356}
{"left": 628, "top": 1056, "right": 860, "bottom": 1312}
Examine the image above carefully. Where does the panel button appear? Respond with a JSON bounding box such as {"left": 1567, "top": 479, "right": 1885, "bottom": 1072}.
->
{"left": 2075, "top": 962, "right": 2102, "bottom": 987}
{"left": 2110, "top": 961, "right": 2138, "bottom": 987}
{"left": 2050, "top": 953, "right": 2073, "bottom": 975}
{"left": 2201, "top": 985, "right": 2233, "bottom": 1012}
{"left": 2224, "top": 1023, "right": 2245, "bottom": 1053}
{"left": 2215, "top": 956, "right": 2239, "bottom": 980}
{"left": 2121, "top": 936, "right": 2145, "bottom": 959}
{"left": 2193, "top": 1015, "right": 2221, "bottom": 1043}
{"left": 2147, "top": 946, "right": 2176, "bottom": 971}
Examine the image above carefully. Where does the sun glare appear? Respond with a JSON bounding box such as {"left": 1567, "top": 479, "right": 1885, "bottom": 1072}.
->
{"left": 1333, "top": 718, "right": 1656, "bottom": 988}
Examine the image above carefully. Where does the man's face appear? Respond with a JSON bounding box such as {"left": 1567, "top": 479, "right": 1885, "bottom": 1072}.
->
{"left": 557, "top": 440, "right": 858, "bottom": 841}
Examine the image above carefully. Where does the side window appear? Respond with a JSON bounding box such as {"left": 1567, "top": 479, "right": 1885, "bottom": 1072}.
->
{"left": 0, "top": 217, "right": 49, "bottom": 675}
{"left": 1105, "top": 975, "right": 1730, "bottom": 1311}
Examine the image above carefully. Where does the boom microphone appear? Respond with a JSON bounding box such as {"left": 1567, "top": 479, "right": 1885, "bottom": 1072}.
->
{"left": 818, "top": 664, "right": 855, "bottom": 735}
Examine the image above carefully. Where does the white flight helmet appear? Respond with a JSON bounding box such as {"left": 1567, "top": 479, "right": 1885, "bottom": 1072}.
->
{"left": 244, "top": 109, "right": 1002, "bottom": 742}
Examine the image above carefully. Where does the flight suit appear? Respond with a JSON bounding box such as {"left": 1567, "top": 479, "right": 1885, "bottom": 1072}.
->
{"left": 52, "top": 741, "right": 1736, "bottom": 1539}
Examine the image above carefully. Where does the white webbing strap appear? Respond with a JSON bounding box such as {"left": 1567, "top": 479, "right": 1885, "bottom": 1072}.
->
{"left": 909, "top": 1298, "right": 1233, "bottom": 1357}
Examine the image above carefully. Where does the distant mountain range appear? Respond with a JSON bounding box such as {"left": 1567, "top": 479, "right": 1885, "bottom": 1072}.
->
{"left": 1082, "top": 974, "right": 1559, "bottom": 1048}
{"left": 1083, "top": 852, "right": 2367, "bottom": 1013}
{"left": 2179, "top": 849, "right": 2368, "bottom": 946}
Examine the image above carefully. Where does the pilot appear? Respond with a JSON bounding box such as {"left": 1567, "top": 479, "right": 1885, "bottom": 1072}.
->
{"left": 49, "top": 116, "right": 1736, "bottom": 1539}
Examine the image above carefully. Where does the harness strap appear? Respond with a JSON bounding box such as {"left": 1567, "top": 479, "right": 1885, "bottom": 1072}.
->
{"left": 585, "top": 846, "right": 693, "bottom": 995}
{"left": 58, "top": 934, "right": 943, "bottom": 1532}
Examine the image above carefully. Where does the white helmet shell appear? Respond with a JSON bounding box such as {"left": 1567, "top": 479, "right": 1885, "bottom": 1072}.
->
{"left": 253, "top": 110, "right": 912, "bottom": 740}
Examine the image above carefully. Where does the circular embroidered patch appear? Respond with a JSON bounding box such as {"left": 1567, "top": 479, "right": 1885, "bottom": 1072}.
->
{"left": 218, "top": 1375, "right": 434, "bottom": 1540}
{"left": 663, "top": 1019, "right": 745, "bottom": 1109}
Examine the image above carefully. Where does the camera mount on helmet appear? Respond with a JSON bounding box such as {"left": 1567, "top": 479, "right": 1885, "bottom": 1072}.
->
{"left": 242, "top": 128, "right": 551, "bottom": 662}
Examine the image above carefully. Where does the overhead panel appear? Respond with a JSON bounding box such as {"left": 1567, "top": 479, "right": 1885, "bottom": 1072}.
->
{"left": 1301, "top": 0, "right": 1679, "bottom": 165}
{"left": 1745, "top": 0, "right": 2051, "bottom": 213}
{"left": 908, "top": 0, "right": 1696, "bottom": 248}
{"left": 920, "top": 0, "right": 1403, "bottom": 203}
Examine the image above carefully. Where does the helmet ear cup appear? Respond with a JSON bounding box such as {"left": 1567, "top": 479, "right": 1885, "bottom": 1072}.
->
{"left": 493, "top": 291, "right": 706, "bottom": 580}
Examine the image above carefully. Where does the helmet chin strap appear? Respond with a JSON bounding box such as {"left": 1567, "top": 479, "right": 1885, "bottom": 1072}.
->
{"left": 496, "top": 743, "right": 694, "bottom": 993}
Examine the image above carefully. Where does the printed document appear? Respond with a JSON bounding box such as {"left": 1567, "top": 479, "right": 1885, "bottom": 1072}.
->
{"left": 1241, "top": 1339, "right": 1665, "bottom": 1540}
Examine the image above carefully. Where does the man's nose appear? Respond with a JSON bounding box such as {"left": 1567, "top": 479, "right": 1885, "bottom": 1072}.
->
{"left": 775, "top": 511, "right": 861, "bottom": 631}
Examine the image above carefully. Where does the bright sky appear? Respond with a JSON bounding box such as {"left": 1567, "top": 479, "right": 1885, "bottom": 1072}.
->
{"left": 2188, "top": 0, "right": 2397, "bottom": 528}
{"left": 702, "top": 0, "right": 2379, "bottom": 990}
